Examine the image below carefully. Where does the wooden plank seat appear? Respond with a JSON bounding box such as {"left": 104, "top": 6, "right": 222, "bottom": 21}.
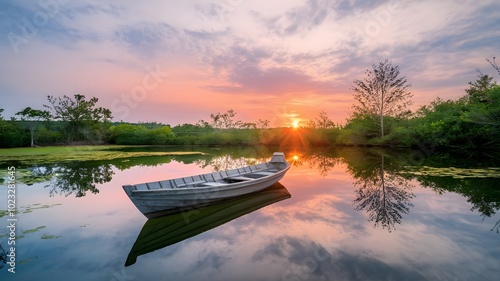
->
{"left": 199, "top": 182, "right": 225, "bottom": 186}
{"left": 252, "top": 172, "right": 275, "bottom": 176}
{"left": 175, "top": 180, "right": 206, "bottom": 188}
{"left": 225, "top": 176, "right": 254, "bottom": 182}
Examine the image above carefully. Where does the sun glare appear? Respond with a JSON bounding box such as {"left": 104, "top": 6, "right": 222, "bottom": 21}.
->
{"left": 292, "top": 120, "right": 300, "bottom": 129}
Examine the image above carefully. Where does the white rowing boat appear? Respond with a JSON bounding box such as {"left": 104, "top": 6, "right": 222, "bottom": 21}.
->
{"left": 125, "top": 182, "right": 291, "bottom": 266}
{"left": 123, "top": 152, "right": 290, "bottom": 218}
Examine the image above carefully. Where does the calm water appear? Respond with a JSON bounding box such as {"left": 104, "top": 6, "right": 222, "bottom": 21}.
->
{"left": 1, "top": 147, "right": 499, "bottom": 281}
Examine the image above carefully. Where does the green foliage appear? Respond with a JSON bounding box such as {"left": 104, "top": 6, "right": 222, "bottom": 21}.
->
{"left": 109, "top": 124, "right": 174, "bottom": 145}
{"left": 340, "top": 114, "right": 380, "bottom": 145}
{"left": 36, "top": 127, "right": 65, "bottom": 145}
{"left": 150, "top": 126, "right": 175, "bottom": 145}
{"left": 463, "top": 72, "right": 497, "bottom": 103}
{"left": 412, "top": 85, "right": 500, "bottom": 149}
{"left": 0, "top": 121, "right": 30, "bottom": 148}
{"left": 44, "top": 94, "right": 112, "bottom": 142}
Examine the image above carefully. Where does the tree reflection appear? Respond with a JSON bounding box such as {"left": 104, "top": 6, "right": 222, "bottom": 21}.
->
{"left": 0, "top": 244, "right": 6, "bottom": 270}
{"left": 194, "top": 154, "right": 264, "bottom": 171}
{"left": 492, "top": 220, "right": 500, "bottom": 234}
{"left": 46, "top": 162, "right": 114, "bottom": 197}
{"left": 350, "top": 155, "right": 415, "bottom": 232}
{"left": 307, "top": 153, "right": 342, "bottom": 177}
{"left": 415, "top": 175, "right": 500, "bottom": 234}
{"left": 24, "top": 162, "right": 114, "bottom": 197}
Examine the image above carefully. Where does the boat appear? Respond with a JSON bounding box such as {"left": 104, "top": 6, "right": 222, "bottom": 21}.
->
{"left": 123, "top": 152, "right": 290, "bottom": 218}
{"left": 125, "top": 182, "right": 291, "bottom": 266}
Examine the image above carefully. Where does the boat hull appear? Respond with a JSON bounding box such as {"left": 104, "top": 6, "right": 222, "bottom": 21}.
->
{"left": 125, "top": 183, "right": 291, "bottom": 266}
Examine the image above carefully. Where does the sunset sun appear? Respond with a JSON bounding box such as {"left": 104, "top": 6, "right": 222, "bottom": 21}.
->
{"left": 292, "top": 120, "right": 300, "bottom": 129}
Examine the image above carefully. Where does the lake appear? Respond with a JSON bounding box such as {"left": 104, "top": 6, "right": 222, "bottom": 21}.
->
{"left": 1, "top": 146, "right": 499, "bottom": 281}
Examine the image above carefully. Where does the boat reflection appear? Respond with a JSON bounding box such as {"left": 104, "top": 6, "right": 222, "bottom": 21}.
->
{"left": 125, "top": 182, "right": 291, "bottom": 266}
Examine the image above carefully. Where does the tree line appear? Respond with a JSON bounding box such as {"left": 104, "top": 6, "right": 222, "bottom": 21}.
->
{"left": 1, "top": 57, "right": 499, "bottom": 149}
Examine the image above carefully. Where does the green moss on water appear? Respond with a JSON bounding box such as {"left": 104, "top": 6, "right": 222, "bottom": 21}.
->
{"left": 0, "top": 209, "right": 19, "bottom": 218}
{"left": 17, "top": 203, "right": 62, "bottom": 214}
{"left": 19, "top": 256, "right": 38, "bottom": 265}
{"left": 23, "top": 226, "right": 46, "bottom": 234}
{"left": 41, "top": 234, "right": 61, "bottom": 239}
{"left": 401, "top": 166, "right": 500, "bottom": 179}
{"left": 0, "top": 145, "right": 205, "bottom": 165}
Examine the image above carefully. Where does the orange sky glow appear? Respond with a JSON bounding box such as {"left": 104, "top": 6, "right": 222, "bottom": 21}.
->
{"left": 1, "top": 1, "right": 499, "bottom": 127}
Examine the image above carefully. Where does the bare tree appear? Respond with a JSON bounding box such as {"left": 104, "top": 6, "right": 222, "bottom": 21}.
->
{"left": 210, "top": 109, "right": 238, "bottom": 129}
{"left": 352, "top": 60, "right": 413, "bottom": 137}
{"left": 315, "top": 111, "right": 335, "bottom": 129}
{"left": 256, "top": 119, "right": 270, "bottom": 129}
{"left": 486, "top": 57, "right": 500, "bottom": 77}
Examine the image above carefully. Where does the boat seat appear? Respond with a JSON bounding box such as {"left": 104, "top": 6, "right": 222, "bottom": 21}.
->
{"left": 226, "top": 176, "right": 253, "bottom": 181}
{"left": 175, "top": 180, "right": 206, "bottom": 188}
{"left": 199, "top": 182, "right": 225, "bottom": 186}
{"left": 252, "top": 171, "right": 274, "bottom": 176}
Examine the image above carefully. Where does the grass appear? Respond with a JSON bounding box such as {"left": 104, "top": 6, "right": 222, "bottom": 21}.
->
{"left": 0, "top": 145, "right": 204, "bottom": 165}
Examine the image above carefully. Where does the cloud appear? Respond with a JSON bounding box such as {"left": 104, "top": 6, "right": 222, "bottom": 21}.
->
{"left": 114, "top": 22, "right": 179, "bottom": 56}
{"left": 190, "top": 250, "right": 231, "bottom": 271}
{"left": 0, "top": 0, "right": 499, "bottom": 124}
{"left": 252, "top": 235, "right": 428, "bottom": 280}
{"left": 203, "top": 44, "right": 338, "bottom": 95}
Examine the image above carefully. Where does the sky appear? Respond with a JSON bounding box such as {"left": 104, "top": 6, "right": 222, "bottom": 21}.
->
{"left": 1, "top": 0, "right": 499, "bottom": 127}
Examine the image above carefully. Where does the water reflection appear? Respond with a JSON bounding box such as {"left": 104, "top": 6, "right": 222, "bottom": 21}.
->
{"left": 306, "top": 153, "right": 342, "bottom": 177}
{"left": 350, "top": 155, "right": 415, "bottom": 232}
{"left": 1, "top": 147, "right": 500, "bottom": 280}
{"left": 194, "top": 154, "right": 262, "bottom": 171}
{"left": 3, "top": 147, "right": 500, "bottom": 233}
{"left": 0, "top": 244, "right": 6, "bottom": 270}
{"left": 125, "top": 183, "right": 291, "bottom": 266}
{"left": 26, "top": 162, "right": 114, "bottom": 197}
{"left": 410, "top": 174, "right": 500, "bottom": 234}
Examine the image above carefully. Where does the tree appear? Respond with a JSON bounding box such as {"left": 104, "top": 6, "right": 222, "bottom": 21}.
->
{"left": 256, "top": 119, "right": 270, "bottom": 129}
{"left": 15, "top": 107, "right": 51, "bottom": 147}
{"left": 352, "top": 60, "right": 413, "bottom": 137}
{"left": 209, "top": 109, "right": 239, "bottom": 129}
{"left": 464, "top": 71, "right": 496, "bottom": 103}
{"left": 44, "top": 94, "right": 112, "bottom": 142}
{"left": 315, "top": 111, "right": 335, "bottom": 129}
{"left": 0, "top": 108, "right": 29, "bottom": 148}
